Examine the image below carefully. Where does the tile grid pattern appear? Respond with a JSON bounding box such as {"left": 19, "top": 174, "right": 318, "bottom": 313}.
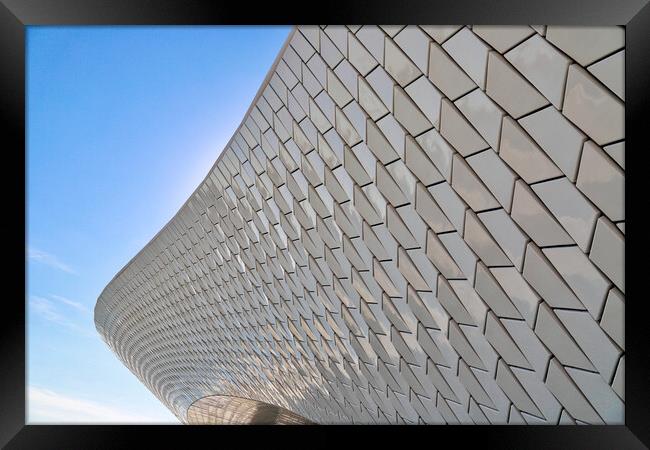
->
{"left": 95, "top": 25, "right": 625, "bottom": 425}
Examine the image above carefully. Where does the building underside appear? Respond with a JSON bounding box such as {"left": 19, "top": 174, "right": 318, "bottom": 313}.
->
{"left": 186, "top": 395, "right": 313, "bottom": 425}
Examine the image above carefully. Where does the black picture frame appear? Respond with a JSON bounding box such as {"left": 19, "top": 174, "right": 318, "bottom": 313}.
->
{"left": 2, "top": 1, "right": 647, "bottom": 448}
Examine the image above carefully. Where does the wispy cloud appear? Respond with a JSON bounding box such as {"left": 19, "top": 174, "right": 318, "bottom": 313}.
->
{"left": 28, "top": 247, "right": 77, "bottom": 275}
{"left": 50, "top": 294, "right": 89, "bottom": 313}
{"left": 28, "top": 386, "right": 179, "bottom": 424}
{"left": 29, "top": 296, "right": 95, "bottom": 338}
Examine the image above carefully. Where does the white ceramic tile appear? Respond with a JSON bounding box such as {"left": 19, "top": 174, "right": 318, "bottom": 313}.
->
{"left": 404, "top": 136, "right": 444, "bottom": 186}
{"left": 466, "top": 149, "right": 517, "bottom": 212}
{"left": 474, "top": 263, "right": 522, "bottom": 319}
{"left": 545, "top": 359, "right": 604, "bottom": 424}
{"left": 393, "top": 85, "right": 433, "bottom": 136}
{"left": 420, "top": 25, "right": 462, "bottom": 44}
{"left": 319, "top": 28, "right": 344, "bottom": 68}
{"left": 463, "top": 210, "right": 511, "bottom": 267}
{"left": 366, "top": 65, "right": 394, "bottom": 111}
{"left": 522, "top": 243, "right": 585, "bottom": 310}
{"left": 501, "top": 318, "right": 551, "bottom": 375}
{"left": 530, "top": 25, "right": 546, "bottom": 36}
{"left": 563, "top": 65, "right": 624, "bottom": 146}
{"left": 404, "top": 76, "right": 442, "bottom": 128}
{"left": 532, "top": 177, "right": 599, "bottom": 252}
{"left": 518, "top": 106, "right": 586, "bottom": 181}
{"left": 394, "top": 25, "right": 431, "bottom": 74}
{"left": 438, "top": 278, "right": 476, "bottom": 325}
{"left": 376, "top": 163, "right": 409, "bottom": 207}
{"left": 473, "top": 26, "right": 535, "bottom": 53}
{"left": 414, "top": 183, "right": 454, "bottom": 233}
{"left": 290, "top": 29, "right": 316, "bottom": 61}
{"left": 603, "top": 141, "right": 624, "bottom": 170}
{"left": 486, "top": 51, "right": 549, "bottom": 118}
{"left": 438, "top": 232, "right": 476, "bottom": 284}
{"left": 342, "top": 99, "right": 367, "bottom": 142}
{"left": 298, "top": 26, "right": 320, "bottom": 50}
{"left": 366, "top": 118, "right": 400, "bottom": 164}
{"left": 485, "top": 312, "right": 531, "bottom": 368}
{"left": 543, "top": 246, "right": 611, "bottom": 320}
{"left": 556, "top": 309, "right": 622, "bottom": 381}
{"left": 415, "top": 127, "right": 455, "bottom": 182}
{"left": 600, "top": 288, "right": 624, "bottom": 349}
{"left": 589, "top": 217, "right": 625, "bottom": 293}
{"left": 425, "top": 229, "right": 464, "bottom": 279}
{"left": 565, "top": 367, "right": 624, "bottom": 424}
{"left": 535, "top": 303, "right": 595, "bottom": 371}
{"left": 427, "top": 42, "right": 476, "bottom": 100}
{"left": 612, "top": 355, "right": 624, "bottom": 401}
{"left": 495, "top": 360, "right": 542, "bottom": 417}
{"left": 478, "top": 208, "right": 528, "bottom": 271}
{"left": 429, "top": 182, "right": 467, "bottom": 234}
{"left": 379, "top": 25, "right": 404, "bottom": 38}
{"left": 442, "top": 28, "right": 490, "bottom": 89}
{"left": 511, "top": 180, "right": 574, "bottom": 247}
{"left": 546, "top": 26, "right": 624, "bottom": 66}
{"left": 377, "top": 114, "right": 406, "bottom": 157}
{"left": 327, "top": 68, "right": 353, "bottom": 107}
{"left": 588, "top": 49, "right": 624, "bottom": 100}
{"left": 455, "top": 89, "right": 504, "bottom": 150}
{"left": 451, "top": 154, "right": 500, "bottom": 212}
{"left": 499, "top": 117, "right": 562, "bottom": 184}
{"left": 576, "top": 141, "right": 625, "bottom": 222}
{"left": 511, "top": 366, "right": 562, "bottom": 423}
{"left": 334, "top": 59, "right": 359, "bottom": 100}
{"left": 451, "top": 280, "right": 491, "bottom": 331}
{"left": 491, "top": 267, "right": 539, "bottom": 327}
{"left": 440, "top": 99, "right": 489, "bottom": 157}
{"left": 384, "top": 37, "right": 421, "bottom": 86}
{"left": 324, "top": 25, "right": 348, "bottom": 57}
{"left": 355, "top": 27, "right": 385, "bottom": 66}
{"left": 348, "top": 31, "right": 379, "bottom": 76}
{"left": 449, "top": 321, "right": 485, "bottom": 367}
{"left": 358, "top": 76, "right": 389, "bottom": 120}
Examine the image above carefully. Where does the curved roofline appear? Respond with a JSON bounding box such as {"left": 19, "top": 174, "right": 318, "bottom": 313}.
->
{"left": 94, "top": 26, "right": 298, "bottom": 325}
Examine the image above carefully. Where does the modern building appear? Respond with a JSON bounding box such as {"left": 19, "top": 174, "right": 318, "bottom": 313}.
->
{"left": 95, "top": 25, "right": 625, "bottom": 425}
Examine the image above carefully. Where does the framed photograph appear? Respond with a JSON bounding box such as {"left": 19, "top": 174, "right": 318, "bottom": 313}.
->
{"left": 2, "top": 0, "right": 647, "bottom": 448}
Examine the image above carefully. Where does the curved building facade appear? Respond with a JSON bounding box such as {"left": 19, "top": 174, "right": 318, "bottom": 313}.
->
{"left": 95, "top": 25, "right": 625, "bottom": 424}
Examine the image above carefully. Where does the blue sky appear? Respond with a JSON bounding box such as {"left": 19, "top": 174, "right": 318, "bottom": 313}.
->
{"left": 27, "top": 26, "right": 291, "bottom": 423}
